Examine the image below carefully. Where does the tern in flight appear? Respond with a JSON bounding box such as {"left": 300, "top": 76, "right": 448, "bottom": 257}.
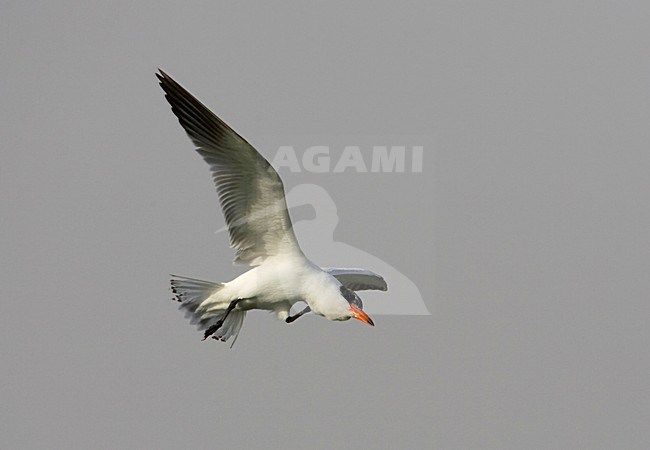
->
{"left": 157, "top": 70, "right": 387, "bottom": 345}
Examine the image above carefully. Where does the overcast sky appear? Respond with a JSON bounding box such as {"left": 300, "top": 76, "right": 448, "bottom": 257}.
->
{"left": 2, "top": 1, "right": 649, "bottom": 448}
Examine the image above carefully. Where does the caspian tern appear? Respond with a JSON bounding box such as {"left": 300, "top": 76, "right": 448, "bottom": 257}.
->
{"left": 157, "top": 70, "right": 387, "bottom": 345}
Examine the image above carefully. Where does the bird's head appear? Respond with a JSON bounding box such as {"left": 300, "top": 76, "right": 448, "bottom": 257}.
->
{"left": 316, "top": 285, "right": 374, "bottom": 326}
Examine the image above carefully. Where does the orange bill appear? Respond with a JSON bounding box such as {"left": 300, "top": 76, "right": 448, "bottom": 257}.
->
{"left": 349, "top": 305, "right": 375, "bottom": 326}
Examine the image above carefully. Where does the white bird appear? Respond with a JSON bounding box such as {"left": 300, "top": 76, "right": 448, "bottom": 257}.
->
{"left": 157, "top": 70, "right": 387, "bottom": 345}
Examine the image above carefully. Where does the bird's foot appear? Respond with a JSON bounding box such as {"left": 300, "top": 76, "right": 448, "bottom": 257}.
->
{"left": 203, "top": 320, "right": 224, "bottom": 340}
{"left": 285, "top": 305, "right": 311, "bottom": 324}
{"left": 202, "top": 298, "right": 242, "bottom": 341}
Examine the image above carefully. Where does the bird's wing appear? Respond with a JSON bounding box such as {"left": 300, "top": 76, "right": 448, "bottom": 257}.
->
{"left": 157, "top": 70, "right": 302, "bottom": 265}
{"left": 325, "top": 268, "right": 388, "bottom": 291}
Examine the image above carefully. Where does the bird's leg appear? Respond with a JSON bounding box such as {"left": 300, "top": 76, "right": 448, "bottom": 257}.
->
{"left": 203, "top": 298, "right": 242, "bottom": 340}
{"left": 285, "top": 305, "right": 311, "bottom": 324}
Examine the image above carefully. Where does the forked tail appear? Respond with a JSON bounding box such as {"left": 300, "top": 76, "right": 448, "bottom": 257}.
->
{"left": 170, "top": 275, "right": 246, "bottom": 347}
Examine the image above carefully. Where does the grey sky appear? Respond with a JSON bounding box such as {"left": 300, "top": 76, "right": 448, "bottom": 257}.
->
{"left": 2, "top": 1, "right": 649, "bottom": 448}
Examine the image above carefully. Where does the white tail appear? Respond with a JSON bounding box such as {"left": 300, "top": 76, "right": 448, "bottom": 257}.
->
{"left": 170, "top": 275, "right": 246, "bottom": 347}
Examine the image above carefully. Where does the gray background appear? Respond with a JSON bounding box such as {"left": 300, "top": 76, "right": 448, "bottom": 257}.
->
{"left": 2, "top": 1, "right": 649, "bottom": 448}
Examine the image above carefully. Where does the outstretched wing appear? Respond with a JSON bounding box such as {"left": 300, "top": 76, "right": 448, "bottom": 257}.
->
{"left": 325, "top": 268, "right": 388, "bottom": 291}
{"left": 157, "top": 70, "right": 302, "bottom": 265}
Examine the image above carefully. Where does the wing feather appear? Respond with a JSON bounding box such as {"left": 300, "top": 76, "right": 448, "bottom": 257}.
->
{"left": 325, "top": 268, "right": 388, "bottom": 291}
{"left": 157, "top": 70, "right": 302, "bottom": 265}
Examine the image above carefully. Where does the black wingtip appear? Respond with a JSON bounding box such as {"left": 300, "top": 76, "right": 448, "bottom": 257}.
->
{"left": 156, "top": 69, "right": 175, "bottom": 88}
{"left": 156, "top": 74, "right": 170, "bottom": 89}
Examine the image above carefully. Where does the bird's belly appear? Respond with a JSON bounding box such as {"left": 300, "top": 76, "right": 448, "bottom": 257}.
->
{"left": 235, "top": 296, "right": 293, "bottom": 311}
{"left": 228, "top": 262, "right": 307, "bottom": 295}
{"left": 209, "top": 258, "right": 314, "bottom": 316}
